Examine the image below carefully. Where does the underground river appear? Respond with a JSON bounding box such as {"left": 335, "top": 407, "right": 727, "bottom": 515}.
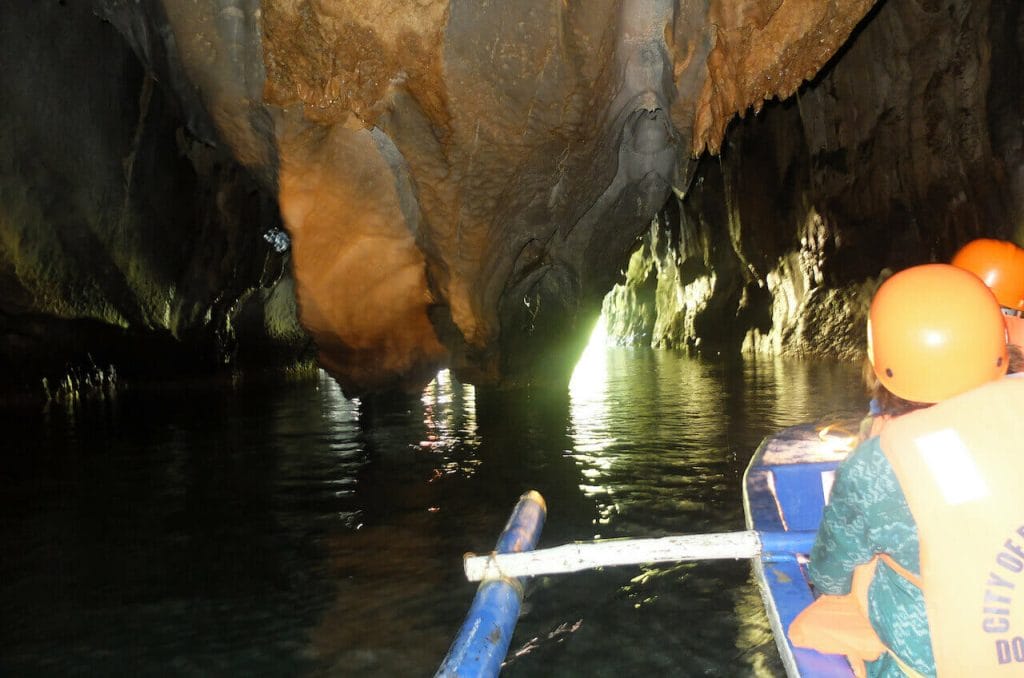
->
{"left": 0, "top": 345, "right": 868, "bottom": 676}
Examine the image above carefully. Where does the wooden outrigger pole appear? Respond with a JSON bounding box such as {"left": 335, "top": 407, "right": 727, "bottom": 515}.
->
{"left": 463, "top": 529, "right": 816, "bottom": 581}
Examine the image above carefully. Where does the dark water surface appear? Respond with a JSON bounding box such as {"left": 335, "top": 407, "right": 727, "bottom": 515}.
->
{"left": 0, "top": 347, "right": 868, "bottom": 676}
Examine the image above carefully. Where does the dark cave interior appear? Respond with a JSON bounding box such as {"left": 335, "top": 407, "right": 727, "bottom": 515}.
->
{"left": 1, "top": 0, "right": 1020, "bottom": 399}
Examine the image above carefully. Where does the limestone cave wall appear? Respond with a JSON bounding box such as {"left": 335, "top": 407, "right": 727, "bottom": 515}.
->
{"left": 256, "top": 0, "right": 878, "bottom": 393}
{"left": 604, "top": 0, "right": 1023, "bottom": 358}
{"left": 1, "top": 0, "right": 1020, "bottom": 399}
{"left": 0, "top": 2, "right": 308, "bottom": 399}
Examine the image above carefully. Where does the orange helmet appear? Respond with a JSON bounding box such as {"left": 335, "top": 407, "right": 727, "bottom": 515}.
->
{"left": 951, "top": 238, "right": 1024, "bottom": 312}
{"left": 867, "top": 264, "right": 1008, "bottom": 404}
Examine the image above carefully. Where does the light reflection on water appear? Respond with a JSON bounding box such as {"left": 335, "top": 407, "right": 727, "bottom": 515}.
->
{"left": 419, "top": 370, "right": 481, "bottom": 482}
{"left": 0, "top": 351, "right": 867, "bottom": 676}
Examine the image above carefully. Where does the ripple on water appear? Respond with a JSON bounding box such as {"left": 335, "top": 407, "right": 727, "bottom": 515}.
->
{"left": 0, "top": 353, "right": 866, "bottom": 676}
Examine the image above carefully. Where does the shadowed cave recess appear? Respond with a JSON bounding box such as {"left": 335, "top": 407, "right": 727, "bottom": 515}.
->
{"left": 1, "top": 0, "right": 1021, "bottom": 400}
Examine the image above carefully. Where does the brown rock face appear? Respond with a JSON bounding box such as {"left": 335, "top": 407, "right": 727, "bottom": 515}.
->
{"left": 6, "top": 0, "right": 1015, "bottom": 399}
{"left": 260, "top": 0, "right": 876, "bottom": 393}
{"left": 605, "top": 0, "right": 1024, "bottom": 359}
{"left": 9, "top": 1, "right": 1019, "bottom": 398}
{"left": 30, "top": 1, "right": 1005, "bottom": 398}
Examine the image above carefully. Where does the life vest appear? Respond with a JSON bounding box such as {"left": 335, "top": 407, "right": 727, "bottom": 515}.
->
{"left": 878, "top": 376, "right": 1024, "bottom": 674}
{"left": 791, "top": 377, "right": 1024, "bottom": 676}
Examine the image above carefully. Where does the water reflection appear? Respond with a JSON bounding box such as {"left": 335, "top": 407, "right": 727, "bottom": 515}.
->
{"left": 419, "top": 369, "right": 481, "bottom": 478}
{"left": 523, "top": 349, "right": 869, "bottom": 677}
{"left": 310, "top": 372, "right": 596, "bottom": 675}
{"left": 0, "top": 352, "right": 867, "bottom": 677}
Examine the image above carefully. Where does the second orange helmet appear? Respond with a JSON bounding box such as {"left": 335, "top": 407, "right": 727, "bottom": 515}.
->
{"left": 951, "top": 238, "right": 1024, "bottom": 312}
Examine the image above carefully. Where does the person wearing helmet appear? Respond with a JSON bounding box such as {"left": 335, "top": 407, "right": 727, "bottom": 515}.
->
{"left": 951, "top": 238, "right": 1024, "bottom": 349}
{"left": 789, "top": 264, "right": 1024, "bottom": 677}
{"left": 858, "top": 240, "right": 1024, "bottom": 440}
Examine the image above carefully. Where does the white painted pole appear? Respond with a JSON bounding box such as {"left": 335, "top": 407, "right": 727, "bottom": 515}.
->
{"left": 463, "top": 530, "right": 762, "bottom": 582}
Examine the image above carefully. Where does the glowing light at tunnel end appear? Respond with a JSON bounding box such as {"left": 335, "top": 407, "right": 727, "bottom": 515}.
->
{"left": 569, "top": 315, "right": 609, "bottom": 396}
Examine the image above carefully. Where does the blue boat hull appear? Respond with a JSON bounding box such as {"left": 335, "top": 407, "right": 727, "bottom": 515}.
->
{"left": 743, "top": 423, "right": 859, "bottom": 678}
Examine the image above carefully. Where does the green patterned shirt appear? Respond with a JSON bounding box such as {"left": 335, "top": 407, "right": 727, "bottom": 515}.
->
{"left": 808, "top": 436, "right": 936, "bottom": 677}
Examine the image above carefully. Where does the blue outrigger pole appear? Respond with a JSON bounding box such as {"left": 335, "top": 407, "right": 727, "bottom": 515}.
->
{"left": 435, "top": 490, "right": 547, "bottom": 678}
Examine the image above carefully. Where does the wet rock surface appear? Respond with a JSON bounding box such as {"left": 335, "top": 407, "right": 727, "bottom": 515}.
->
{"left": 262, "top": 0, "right": 875, "bottom": 392}
{"left": 2, "top": 1, "right": 1021, "bottom": 397}
{"left": 605, "top": 0, "right": 1023, "bottom": 358}
{"left": 0, "top": 2, "right": 306, "bottom": 398}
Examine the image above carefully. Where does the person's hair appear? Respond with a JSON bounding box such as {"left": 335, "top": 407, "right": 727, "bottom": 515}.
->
{"left": 862, "top": 358, "right": 930, "bottom": 418}
{"left": 864, "top": 344, "right": 1019, "bottom": 416}
{"left": 1009, "top": 344, "right": 1024, "bottom": 374}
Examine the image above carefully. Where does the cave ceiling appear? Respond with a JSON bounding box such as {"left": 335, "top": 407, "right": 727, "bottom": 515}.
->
{"left": 3, "top": 1, "right": 1020, "bottom": 398}
{"left": 105, "top": 0, "right": 876, "bottom": 393}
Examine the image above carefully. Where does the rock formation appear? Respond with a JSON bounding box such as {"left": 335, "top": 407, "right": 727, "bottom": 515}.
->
{"left": 605, "top": 0, "right": 1022, "bottom": 357}
{"left": 0, "top": 1, "right": 308, "bottom": 399}
{"left": 264, "top": 0, "right": 876, "bottom": 392}
{"left": 2, "top": 0, "right": 1020, "bottom": 398}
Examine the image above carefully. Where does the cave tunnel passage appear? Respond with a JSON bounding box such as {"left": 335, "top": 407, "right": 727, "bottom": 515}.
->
{"left": 2, "top": 1, "right": 1023, "bottom": 674}
{"left": 3, "top": 0, "right": 1022, "bottom": 400}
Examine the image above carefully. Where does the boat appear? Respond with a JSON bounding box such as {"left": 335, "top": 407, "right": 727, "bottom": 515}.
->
{"left": 438, "top": 422, "right": 862, "bottom": 677}
{"left": 743, "top": 422, "right": 860, "bottom": 677}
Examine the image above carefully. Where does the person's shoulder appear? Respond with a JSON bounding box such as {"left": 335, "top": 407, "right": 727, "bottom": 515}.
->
{"left": 835, "top": 434, "right": 906, "bottom": 501}
{"left": 842, "top": 434, "right": 885, "bottom": 466}
{"left": 836, "top": 435, "right": 891, "bottom": 483}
